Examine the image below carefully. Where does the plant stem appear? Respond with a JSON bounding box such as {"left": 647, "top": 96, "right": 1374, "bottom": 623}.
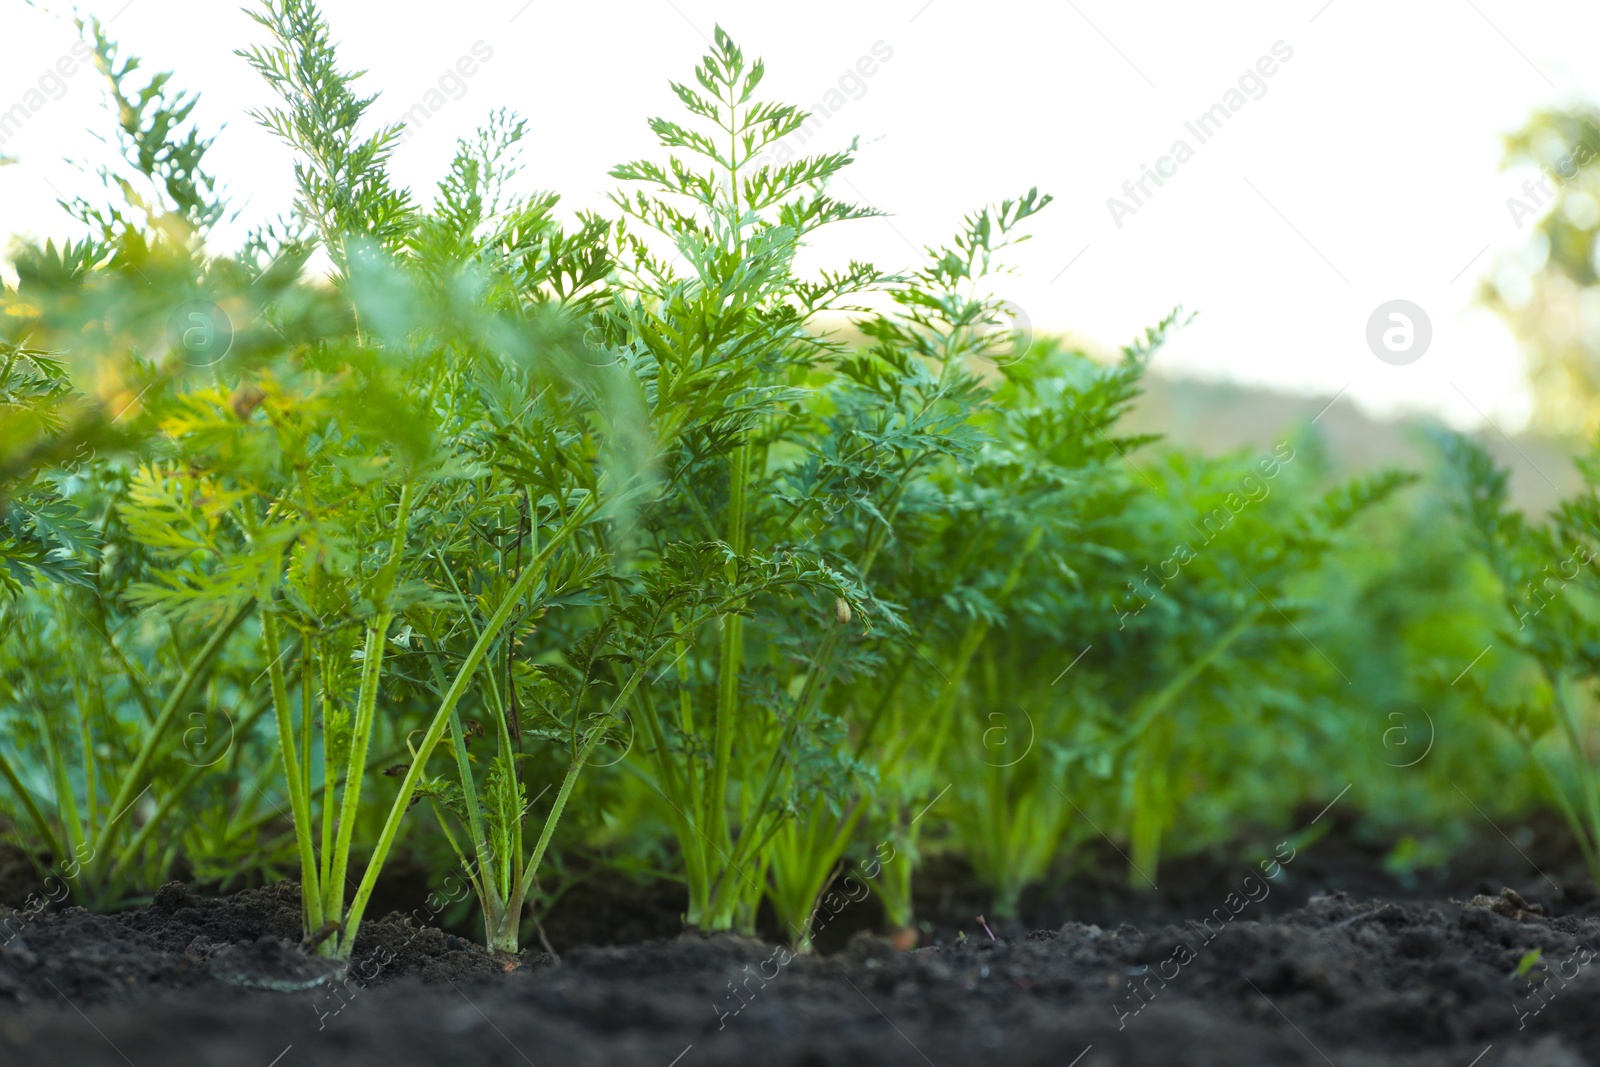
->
{"left": 338, "top": 505, "right": 591, "bottom": 955}
{"left": 324, "top": 614, "right": 392, "bottom": 933}
{"left": 299, "top": 640, "right": 315, "bottom": 815}
{"left": 43, "top": 716, "right": 84, "bottom": 874}
{"left": 709, "top": 439, "right": 751, "bottom": 870}
{"left": 1118, "top": 610, "right": 1260, "bottom": 747}
{"left": 0, "top": 747, "right": 62, "bottom": 860}
{"left": 264, "top": 609, "right": 323, "bottom": 935}
{"left": 318, "top": 649, "right": 336, "bottom": 914}
{"left": 504, "top": 747, "right": 590, "bottom": 950}
{"left": 326, "top": 481, "right": 414, "bottom": 939}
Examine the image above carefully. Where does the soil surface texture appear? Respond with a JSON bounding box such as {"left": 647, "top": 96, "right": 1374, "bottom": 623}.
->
{"left": 3, "top": 821, "right": 1600, "bottom": 1066}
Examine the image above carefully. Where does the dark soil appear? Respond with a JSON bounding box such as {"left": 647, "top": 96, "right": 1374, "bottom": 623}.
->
{"left": 4, "top": 817, "right": 1600, "bottom": 1066}
{"left": 0, "top": 839, "right": 46, "bottom": 910}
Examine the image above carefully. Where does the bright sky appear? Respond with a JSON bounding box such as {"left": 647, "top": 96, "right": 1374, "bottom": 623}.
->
{"left": 2, "top": 0, "right": 1596, "bottom": 432}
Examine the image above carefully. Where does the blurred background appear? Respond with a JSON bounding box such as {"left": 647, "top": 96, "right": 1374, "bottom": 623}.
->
{"left": 4, "top": 0, "right": 1600, "bottom": 473}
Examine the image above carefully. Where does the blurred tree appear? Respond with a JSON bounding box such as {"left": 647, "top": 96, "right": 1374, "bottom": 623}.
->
{"left": 1487, "top": 107, "right": 1600, "bottom": 436}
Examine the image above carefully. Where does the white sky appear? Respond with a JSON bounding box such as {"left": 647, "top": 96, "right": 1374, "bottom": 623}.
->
{"left": 2, "top": 0, "right": 1596, "bottom": 432}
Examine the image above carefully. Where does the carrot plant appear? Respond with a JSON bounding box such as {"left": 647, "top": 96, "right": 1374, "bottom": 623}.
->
{"left": 847, "top": 322, "right": 1412, "bottom": 921}
{"left": 1105, "top": 454, "right": 1413, "bottom": 888}
{"left": 199, "top": 0, "right": 668, "bottom": 956}
{"left": 0, "top": 16, "right": 296, "bottom": 907}
{"left": 1441, "top": 433, "right": 1600, "bottom": 887}
{"left": 600, "top": 27, "right": 901, "bottom": 935}
{"left": 756, "top": 193, "right": 1062, "bottom": 946}
{"left": 930, "top": 329, "right": 1169, "bottom": 920}
{"left": 3, "top": 0, "right": 647, "bottom": 954}
{"left": 1, "top": 0, "right": 1487, "bottom": 958}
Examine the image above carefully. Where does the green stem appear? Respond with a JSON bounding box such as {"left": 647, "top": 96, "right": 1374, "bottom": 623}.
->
{"left": 325, "top": 614, "right": 392, "bottom": 932}
{"left": 264, "top": 609, "right": 324, "bottom": 935}
{"left": 300, "top": 640, "right": 315, "bottom": 816}
{"left": 512, "top": 616, "right": 720, "bottom": 946}
{"left": 338, "top": 505, "right": 591, "bottom": 955}
{"left": 84, "top": 602, "right": 158, "bottom": 725}
{"left": 631, "top": 690, "right": 709, "bottom": 921}
{"left": 420, "top": 637, "right": 496, "bottom": 919}
{"left": 854, "top": 651, "right": 914, "bottom": 761}
{"left": 427, "top": 563, "right": 513, "bottom": 912}
{"left": 0, "top": 747, "right": 61, "bottom": 860}
{"left": 1118, "top": 610, "right": 1260, "bottom": 748}
{"left": 43, "top": 716, "right": 84, "bottom": 872}
{"left": 423, "top": 796, "right": 493, "bottom": 935}
{"left": 504, "top": 745, "right": 592, "bottom": 950}
{"left": 326, "top": 482, "right": 414, "bottom": 932}
{"left": 77, "top": 674, "right": 99, "bottom": 835}
{"left": 709, "top": 439, "right": 751, "bottom": 858}
{"left": 233, "top": 744, "right": 406, "bottom": 836}
{"left": 318, "top": 650, "right": 336, "bottom": 914}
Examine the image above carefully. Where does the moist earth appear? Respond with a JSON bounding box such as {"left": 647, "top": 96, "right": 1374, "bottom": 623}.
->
{"left": 3, "top": 822, "right": 1599, "bottom": 1066}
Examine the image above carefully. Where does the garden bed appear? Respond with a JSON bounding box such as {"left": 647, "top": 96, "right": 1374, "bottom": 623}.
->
{"left": 4, "top": 821, "right": 1599, "bottom": 1067}
{"left": 8, "top": 8, "right": 1600, "bottom": 1067}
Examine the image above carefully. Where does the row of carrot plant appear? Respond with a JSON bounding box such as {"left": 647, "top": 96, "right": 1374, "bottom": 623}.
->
{"left": 2, "top": 1, "right": 1596, "bottom": 956}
